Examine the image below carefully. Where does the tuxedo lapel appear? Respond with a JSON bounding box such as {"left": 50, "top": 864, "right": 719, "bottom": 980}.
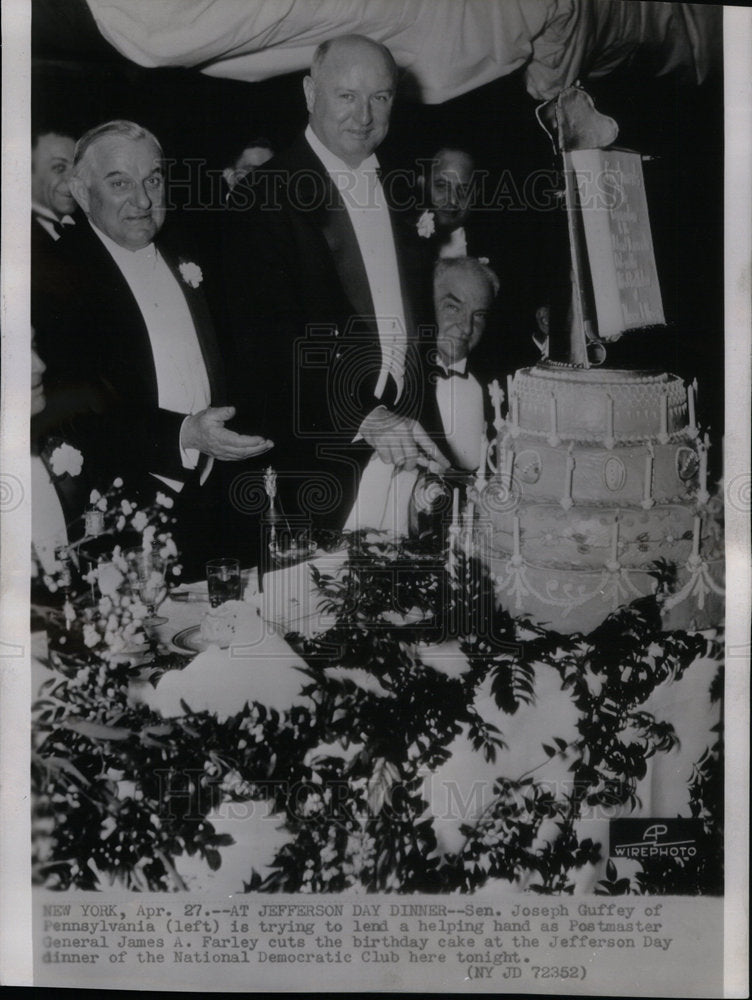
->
{"left": 65, "top": 222, "right": 159, "bottom": 406}
{"left": 287, "top": 138, "right": 375, "bottom": 320}
{"left": 37, "top": 444, "right": 88, "bottom": 542}
{"left": 318, "top": 203, "right": 375, "bottom": 320}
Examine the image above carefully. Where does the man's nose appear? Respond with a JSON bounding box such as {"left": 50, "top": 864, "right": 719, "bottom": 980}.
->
{"left": 456, "top": 309, "right": 472, "bottom": 335}
{"left": 354, "top": 98, "right": 373, "bottom": 125}
{"left": 132, "top": 183, "right": 153, "bottom": 210}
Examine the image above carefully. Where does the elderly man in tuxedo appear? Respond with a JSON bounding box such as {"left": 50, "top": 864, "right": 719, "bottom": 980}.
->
{"left": 428, "top": 256, "right": 500, "bottom": 471}
{"left": 222, "top": 34, "right": 447, "bottom": 535}
{"left": 33, "top": 119, "right": 272, "bottom": 576}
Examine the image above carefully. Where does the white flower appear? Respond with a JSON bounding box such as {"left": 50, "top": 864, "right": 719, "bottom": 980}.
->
{"left": 112, "top": 477, "right": 123, "bottom": 488}
{"left": 156, "top": 491, "right": 174, "bottom": 509}
{"left": 89, "top": 489, "right": 101, "bottom": 505}
{"left": 120, "top": 499, "right": 134, "bottom": 515}
{"left": 116, "top": 780, "right": 137, "bottom": 801}
{"left": 131, "top": 510, "right": 148, "bottom": 532}
{"left": 416, "top": 210, "right": 435, "bottom": 238}
{"left": 97, "top": 563, "right": 124, "bottom": 596}
{"left": 159, "top": 537, "right": 177, "bottom": 560}
{"left": 83, "top": 623, "right": 100, "bottom": 648}
{"left": 179, "top": 261, "right": 203, "bottom": 288}
{"left": 478, "top": 256, "right": 490, "bottom": 265}
{"left": 49, "top": 443, "right": 83, "bottom": 478}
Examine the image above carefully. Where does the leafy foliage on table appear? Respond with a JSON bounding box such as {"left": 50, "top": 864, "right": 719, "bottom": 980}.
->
{"left": 32, "top": 531, "right": 723, "bottom": 894}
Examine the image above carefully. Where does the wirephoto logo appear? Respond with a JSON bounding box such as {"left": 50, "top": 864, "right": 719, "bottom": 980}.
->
{"left": 609, "top": 819, "right": 702, "bottom": 862}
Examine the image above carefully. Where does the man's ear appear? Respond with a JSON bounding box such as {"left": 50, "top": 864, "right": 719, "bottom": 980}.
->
{"left": 302, "top": 75, "right": 316, "bottom": 115}
{"left": 68, "top": 175, "right": 89, "bottom": 215}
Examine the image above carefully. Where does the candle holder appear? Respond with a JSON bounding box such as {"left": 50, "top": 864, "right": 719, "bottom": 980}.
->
{"left": 547, "top": 393, "right": 560, "bottom": 447}
{"left": 489, "top": 379, "right": 505, "bottom": 435}
{"left": 658, "top": 388, "right": 669, "bottom": 445}
{"left": 695, "top": 435, "right": 710, "bottom": 506}
{"left": 560, "top": 444, "right": 575, "bottom": 510}
{"left": 261, "top": 467, "right": 316, "bottom": 585}
{"left": 603, "top": 393, "right": 615, "bottom": 450}
{"left": 640, "top": 442, "right": 655, "bottom": 510}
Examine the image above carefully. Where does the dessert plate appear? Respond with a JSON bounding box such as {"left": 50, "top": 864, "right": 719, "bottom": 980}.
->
{"left": 171, "top": 625, "right": 213, "bottom": 654}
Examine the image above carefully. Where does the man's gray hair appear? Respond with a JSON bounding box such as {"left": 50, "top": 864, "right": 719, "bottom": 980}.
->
{"left": 310, "top": 34, "right": 398, "bottom": 85}
{"left": 73, "top": 119, "right": 163, "bottom": 176}
{"left": 434, "top": 256, "right": 501, "bottom": 299}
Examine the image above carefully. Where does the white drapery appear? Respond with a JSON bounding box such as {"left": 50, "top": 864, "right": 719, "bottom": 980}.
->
{"left": 85, "top": 0, "right": 720, "bottom": 102}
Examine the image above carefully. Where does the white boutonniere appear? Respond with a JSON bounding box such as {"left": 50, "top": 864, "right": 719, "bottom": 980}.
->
{"left": 416, "top": 210, "right": 435, "bottom": 238}
{"left": 478, "top": 256, "right": 490, "bottom": 266}
{"left": 49, "top": 443, "right": 83, "bottom": 478}
{"left": 179, "top": 261, "right": 203, "bottom": 288}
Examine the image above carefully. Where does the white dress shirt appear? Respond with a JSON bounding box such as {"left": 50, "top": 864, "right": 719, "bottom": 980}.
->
{"left": 435, "top": 356, "right": 484, "bottom": 470}
{"left": 305, "top": 126, "right": 408, "bottom": 401}
{"left": 90, "top": 223, "right": 211, "bottom": 491}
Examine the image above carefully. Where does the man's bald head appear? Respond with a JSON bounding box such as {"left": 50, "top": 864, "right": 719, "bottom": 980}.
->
{"left": 310, "top": 35, "right": 398, "bottom": 86}
{"left": 304, "top": 34, "right": 398, "bottom": 168}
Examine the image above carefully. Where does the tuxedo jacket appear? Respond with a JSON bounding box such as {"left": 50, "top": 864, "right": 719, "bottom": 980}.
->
{"left": 220, "top": 134, "right": 433, "bottom": 525}
{"left": 32, "top": 219, "right": 226, "bottom": 491}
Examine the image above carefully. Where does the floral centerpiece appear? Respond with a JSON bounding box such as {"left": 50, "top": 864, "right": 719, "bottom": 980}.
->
{"left": 32, "top": 525, "right": 722, "bottom": 895}
{"left": 40, "top": 479, "right": 182, "bottom": 672}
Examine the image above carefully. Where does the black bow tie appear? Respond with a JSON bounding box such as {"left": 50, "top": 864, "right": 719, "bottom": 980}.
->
{"left": 432, "top": 365, "right": 469, "bottom": 381}
{"left": 41, "top": 216, "right": 74, "bottom": 239}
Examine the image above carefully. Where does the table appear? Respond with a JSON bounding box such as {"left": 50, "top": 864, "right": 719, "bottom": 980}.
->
{"left": 133, "top": 562, "right": 723, "bottom": 894}
{"left": 32, "top": 546, "right": 722, "bottom": 895}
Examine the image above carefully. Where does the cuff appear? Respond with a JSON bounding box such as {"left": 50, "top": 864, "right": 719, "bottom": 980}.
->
{"left": 179, "top": 415, "right": 200, "bottom": 469}
{"left": 355, "top": 404, "right": 390, "bottom": 444}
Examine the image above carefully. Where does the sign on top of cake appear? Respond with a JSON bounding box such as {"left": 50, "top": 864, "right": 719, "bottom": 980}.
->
{"left": 570, "top": 147, "right": 665, "bottom": 340}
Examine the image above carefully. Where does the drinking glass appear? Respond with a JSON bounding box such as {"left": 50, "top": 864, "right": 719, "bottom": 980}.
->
{"left": 135, "top": 548, "right": 168, "bottom": 627}
{"left": 206, "top": 558, "right": 241, "bottom": 607}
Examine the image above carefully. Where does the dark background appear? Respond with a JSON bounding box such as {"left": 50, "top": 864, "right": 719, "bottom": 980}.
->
{"left": 31, "top": 1, "right": 724, "bottom": 432}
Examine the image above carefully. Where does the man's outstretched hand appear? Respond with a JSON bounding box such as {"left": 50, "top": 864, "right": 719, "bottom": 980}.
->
{"left": 181, "top": 406, "right": 274, "bottom": 461}
{"left": 359, "top": 406, "right": 450, "bottom": 471}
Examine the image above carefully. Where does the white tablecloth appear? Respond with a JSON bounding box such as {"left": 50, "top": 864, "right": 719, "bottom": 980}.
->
{"left": 34, "top": 561, "right": 721, "bottom": 894}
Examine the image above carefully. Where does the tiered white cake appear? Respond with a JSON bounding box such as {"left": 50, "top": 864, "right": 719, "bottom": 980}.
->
{"left": 476, "top": 364, "right": 724, "bottom": 634}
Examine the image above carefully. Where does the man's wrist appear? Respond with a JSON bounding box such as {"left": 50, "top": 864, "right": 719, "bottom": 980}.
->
{"left": 358, "top": 404, "right": 389, "bottom": 440}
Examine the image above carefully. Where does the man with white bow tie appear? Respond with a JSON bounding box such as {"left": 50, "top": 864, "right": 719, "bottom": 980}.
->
{"left": 430, "top": 256, "right": 500, "bottom": 471}
{"left": 223, "top": 35, "right": 446, "bottom": 535}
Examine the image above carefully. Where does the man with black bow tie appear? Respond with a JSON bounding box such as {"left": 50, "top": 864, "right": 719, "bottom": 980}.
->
{"left": 223, "top": 34, "right": 447, "bottom": 533}
{"left": 31, "top": 129, "right": 78, "bottom": 247}
{"left": 429, "top": 257, "right": 500, "bottom": 471}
